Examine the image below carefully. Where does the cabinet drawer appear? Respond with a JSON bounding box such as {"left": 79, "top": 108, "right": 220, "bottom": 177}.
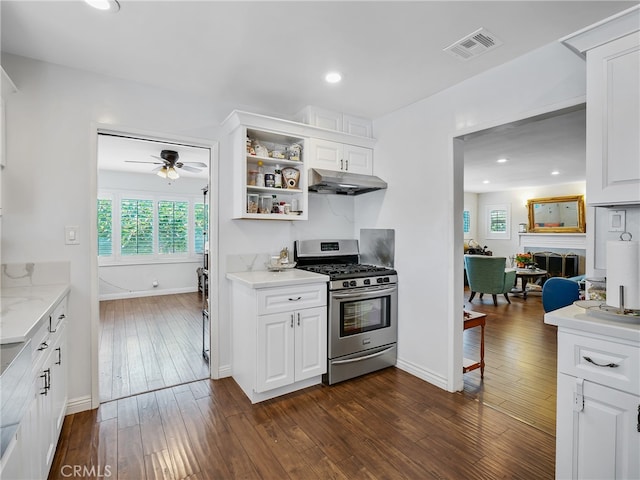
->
{"left": 257, "top": 283, "right": 326, "bottom": 315}
{"left": 30, "top": 321, "right": 51, "bottom": 368}
{"left": 49, "top": 297, "right": 67, "bottom": 333}
{"left": 558, "top": 331, "right": 639, "bottom": 395}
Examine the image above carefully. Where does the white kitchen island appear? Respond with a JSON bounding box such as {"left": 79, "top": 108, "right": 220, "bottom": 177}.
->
{"left": 544, "top": 304, "right": 640, "bottom": 479}
{"left": 227, "top": 269, "right": 329, "bottom": 404}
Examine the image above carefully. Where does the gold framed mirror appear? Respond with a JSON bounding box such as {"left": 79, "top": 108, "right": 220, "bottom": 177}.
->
{"left": 527, "top": 195, "right": 586, "bottom": 233}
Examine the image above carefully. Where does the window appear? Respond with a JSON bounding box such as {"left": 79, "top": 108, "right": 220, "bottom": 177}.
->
{"left": 97, "top": 198, "right": 113, "bottom": 256}
{"left": 194, "top": 202, "right": 208, "bottom": 254}
{"left": 485, "top": 204, "right": 511, "bottom": 240}
{"left": 158, "top": 200, "right": 188, "bottom": 254}
{"left": 463, "top": 210, "right": 470, "bottom": 234}
{"left": 121, "top": 199, "right": 154, "bottom": 255}
{"left": 98, "top": 191, "right": 204, "bottom": 264}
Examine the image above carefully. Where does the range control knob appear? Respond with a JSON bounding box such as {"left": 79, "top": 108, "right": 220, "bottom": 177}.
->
{"left": 349, "top": 280, "right": 357, "bottom": 287}
{"left": 377, "top": 278, "right": 384, "bottom": 284}
{"left": 363, "top": 279, "right": 371, "bottom": 285}
{"left": 342, "top": 281, "right": 350, "bottom": 288}
{"left": 383, "top": 277, "right": 390, "bottom": 283}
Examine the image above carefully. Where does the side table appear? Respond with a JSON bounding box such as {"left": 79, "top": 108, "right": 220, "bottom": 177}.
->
{"left": 463, "top": 310, "right": 486, "bottom": 378}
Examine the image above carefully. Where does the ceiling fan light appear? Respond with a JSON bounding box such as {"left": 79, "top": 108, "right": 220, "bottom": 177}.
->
{"left": 157, "top": 167, "right": 168, "bottom": 178}
{"left": 167, "top": 167, "right": 180, "bottom": 180}
{"left": 85, "top": 0, "right": 120, "bottom": 12}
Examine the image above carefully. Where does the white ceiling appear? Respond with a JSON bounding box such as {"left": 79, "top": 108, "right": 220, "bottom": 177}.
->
{"left": 463, "top": 106, "right": 587, "bottom": 193}
{"left": 1, "top": 1, "right": 635, "bottom": 188}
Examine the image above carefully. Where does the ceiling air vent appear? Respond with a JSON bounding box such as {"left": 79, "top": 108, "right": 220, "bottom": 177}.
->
{"left": 443, "top": 28, "right": 503, "bottom": 61}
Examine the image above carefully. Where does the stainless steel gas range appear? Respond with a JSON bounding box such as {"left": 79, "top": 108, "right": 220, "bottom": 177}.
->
{"left": 294, "top": 239, "right": 398, "bottom": 385}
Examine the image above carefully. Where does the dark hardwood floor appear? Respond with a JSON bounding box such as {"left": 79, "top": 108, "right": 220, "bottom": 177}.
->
{"left": 462, "top": 287, "right": 557, "bottom": 436}
{"left": 99, "top": 293, "right": 209, "bottom": 403}
{"left": 51, "top": 288, "right": 557, "bottom": 479}
{"left": 49, "top": 368, "right": 555, "bottom": 480}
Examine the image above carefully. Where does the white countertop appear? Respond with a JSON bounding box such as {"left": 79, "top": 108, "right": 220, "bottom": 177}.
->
{"left": 226, "top": 269, "right": 329, "bottom": 289}
{"left": 544, "top": 303, "right": 640, "bottom": 343}
{"left": 0, "top": 284, "right": 70, "bottom": 344}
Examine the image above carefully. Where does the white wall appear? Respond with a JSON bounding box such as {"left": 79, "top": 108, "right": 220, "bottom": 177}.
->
{"left": 475, "top": 181, "right": 586, "bottom": 258}
{"left": 358, "top": 41, "right": 588, "bottom": 390}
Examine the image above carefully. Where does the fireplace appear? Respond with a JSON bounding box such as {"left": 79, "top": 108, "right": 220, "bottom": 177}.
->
{"left": 532, "top": 251, "right": 580, "bottom": 279}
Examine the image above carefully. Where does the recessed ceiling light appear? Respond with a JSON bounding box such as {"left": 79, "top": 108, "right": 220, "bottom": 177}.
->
{"left": 85, "top": 0, "right": 120, "bottom": 12}
{"left": 325, "top": 72, "right": 342, "bottom": 84}
{"left": 551, "top": 170, "right": 560, "bottom": 175}
{"left": 482, "top": 180, "right": 490, "bottom": 184}
{"left": 496, "top": 158, "right": 508, "bottom": 163}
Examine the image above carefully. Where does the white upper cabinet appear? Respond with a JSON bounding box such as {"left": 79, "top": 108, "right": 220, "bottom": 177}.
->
{"left": 308, "top": 139, "right": 373, "bottom": 175}
{"left": 562, "top": 6, "right": 640, "bottom": 205}
{"left": 296, "top": 106, "right": 373, "bottom": 138}
{"left": 586, "top": 32, "right": 640, "bottom": 205}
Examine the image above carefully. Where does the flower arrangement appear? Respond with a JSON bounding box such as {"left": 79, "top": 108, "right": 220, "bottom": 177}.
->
{"left": 515, "top": 253, "right": 533, "bottom": 267}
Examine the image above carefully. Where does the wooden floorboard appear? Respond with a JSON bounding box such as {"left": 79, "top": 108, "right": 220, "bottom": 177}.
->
{"left": 55, "top": 287, "right": 557, "bottom": 479}
{"left": 50, "top": 369, "right": 555, "bottom": 480}
{"left": 462, "top": 286, "right": 557, "bottom": 436}
{"left": 99, "top": 293, "right": 209, "bottom": 403}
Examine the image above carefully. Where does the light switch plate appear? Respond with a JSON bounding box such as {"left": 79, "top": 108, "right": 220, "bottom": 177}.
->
{"left": 65, "top": 225, "right": 80, "bottom": 245}
{"left": 608, "top": 210, "right": 626, "bottom": 232}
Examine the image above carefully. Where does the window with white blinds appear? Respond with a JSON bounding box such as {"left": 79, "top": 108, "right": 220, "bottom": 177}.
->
{"left": 97, "top": 192, "right": 205, "bottom": 263}
{"left": 485, "top": 204, "right": 511, "bottom": 240}
{"left": 121, "top": 199, "right": 154, "bottom": 255}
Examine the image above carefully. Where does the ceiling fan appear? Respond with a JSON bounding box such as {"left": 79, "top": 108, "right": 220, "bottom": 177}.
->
{"left": 125, "top": 149, "right": 207, "bottom": 179}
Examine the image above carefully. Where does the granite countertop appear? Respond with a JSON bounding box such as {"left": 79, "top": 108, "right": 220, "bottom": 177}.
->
{"left": 544, "top": 303, "right": 640, "bottom": 343}
{"left": 226, "top": 269, "right": 329, "bottom": 289}
{"left": 0, "top": 284, "right": 70, "bottom": 344}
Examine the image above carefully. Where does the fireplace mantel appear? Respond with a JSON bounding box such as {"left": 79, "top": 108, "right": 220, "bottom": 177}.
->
{"left": 518, "top": 233, "right": 586, "bottom": 250}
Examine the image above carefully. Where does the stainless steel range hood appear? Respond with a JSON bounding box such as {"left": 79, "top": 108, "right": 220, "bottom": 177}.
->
{"left": 307, "top": 168, "right": 388, "bottom": 195}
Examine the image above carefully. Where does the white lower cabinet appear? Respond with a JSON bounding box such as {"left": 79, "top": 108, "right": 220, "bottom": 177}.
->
{"left": 557, "top": 373, "right": 639, "bottom": 480}
{"left": 256, "top": 306, "right": 327, "bottom": 393}
{"left": 555, "top": 329, "right": 639, "bottom": 479}
{"left": 230, "top": 279, "right": 327, "bottom": 403}
{"left": 1, "top": 294, "right": 68, "bottom": 480}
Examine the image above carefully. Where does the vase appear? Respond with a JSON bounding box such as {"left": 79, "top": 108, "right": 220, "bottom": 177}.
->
{"left": 517, "top": 262, "right": 525, "bottom": 268}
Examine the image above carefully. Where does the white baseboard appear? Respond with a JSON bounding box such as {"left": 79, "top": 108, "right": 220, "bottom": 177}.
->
{"left": 214, "top": 364, "right": 232, "bottom": 379}
{"left": 395, "top": 358, "right": 449, "bottom": 391}
{"left": 65, "top": 395, "right": 93, "bottom": 415}
{"left": 99, "top": 286, "right": 198, "bottom": 301}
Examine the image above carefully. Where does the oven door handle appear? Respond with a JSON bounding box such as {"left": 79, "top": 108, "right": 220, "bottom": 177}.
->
{"left": 332, "top": 286, "right": 397, "bottom": 299}
{"left": 332, "top": 346, "right": 395, "bottom": 365}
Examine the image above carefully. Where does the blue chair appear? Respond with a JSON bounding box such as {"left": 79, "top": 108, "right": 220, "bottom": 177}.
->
{"left": 542, "top": 277, "right": 580, "bottom": 312}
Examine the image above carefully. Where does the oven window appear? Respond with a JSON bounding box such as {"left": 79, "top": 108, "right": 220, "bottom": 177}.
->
{"left": 340, "top": 296, "right": 390, "bottom": 336}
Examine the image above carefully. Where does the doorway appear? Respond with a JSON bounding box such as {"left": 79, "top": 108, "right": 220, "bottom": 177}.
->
{"left": 95, "top": 131, "right": 214, "bottom": 403}
{"left": 452, "top": 99, "right": 587, "bottom": 433}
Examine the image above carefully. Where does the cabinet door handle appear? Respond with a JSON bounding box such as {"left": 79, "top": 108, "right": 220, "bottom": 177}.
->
{"left": 56, "top": 347, "right": 62, "bottom": 365}
{"left": 290, "top": 314, "right": 294, "bottom": 328}
{"left": 583, "top": 356, "right": 619, "bottom": 368}
{"left": 637, "top": 404, "right": 639, "bottom": 433}
{"left": 288, "top": 297, "right": 302, "bottom": 302}
{"left": 38, "top": 341, "right": 49, "bottom": 351}
{"left": 40, "top": 368, "right": 51, "bottom": 395}
{"left": 297, "top": 313, "right": 300, "bottom": 326}
{"left": 345, "top": 159, "right": 349, "bottom": 171}
{"left": 340, "top": 159, "right": 344, "bottom": 170}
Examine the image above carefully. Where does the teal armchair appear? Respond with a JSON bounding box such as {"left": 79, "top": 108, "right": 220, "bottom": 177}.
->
{"left": 464, "top": 255, "right": 516, "bottom": 306}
